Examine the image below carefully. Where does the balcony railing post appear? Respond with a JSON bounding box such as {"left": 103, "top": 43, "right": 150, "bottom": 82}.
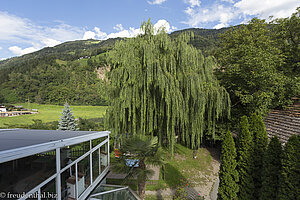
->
{"left": 56, "top": 148, "right": 61, "bottom": 200}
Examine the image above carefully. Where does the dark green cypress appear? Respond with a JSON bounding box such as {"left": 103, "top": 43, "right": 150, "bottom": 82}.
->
{"left": 260, "top": 136, "right": 282, "bottom": 200}
{"left": 249, "top": 113, "right": 268, "bottom": 199}
{"left": 218, "top": 130, "right": 239, "bottom": 200}
{"left": 106, "top": 20, "right": 230, "bottom": 155}
{"left": 237, "top": 116, "right": 255, "bottom": 200}
{"left": 279, "top": 135, "right": 300, "bottom": 200}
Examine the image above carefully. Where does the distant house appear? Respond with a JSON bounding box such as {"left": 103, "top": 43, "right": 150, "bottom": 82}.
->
{"left": 14, "top": 105, "right": 24, "bottom": 110}
{"left": 0, "top": 106, "right": 6, "bottom": 112}
{"left": 265, "top": 100, "right": 300, "bottom": 144}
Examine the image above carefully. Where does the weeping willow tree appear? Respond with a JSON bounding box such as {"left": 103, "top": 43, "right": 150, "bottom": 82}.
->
{"left": 106, "top": 20, "right": 230, "bottom": 155}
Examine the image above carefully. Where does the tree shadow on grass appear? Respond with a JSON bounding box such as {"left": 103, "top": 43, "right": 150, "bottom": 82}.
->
{"left": 205, "top": 146, "right": 221, "bottom": 163}
{"left": 162, "top": 163, "right": 203, "bottom": 199}
{"left": 164, "top": 163, "right": 185, "bottom": 188}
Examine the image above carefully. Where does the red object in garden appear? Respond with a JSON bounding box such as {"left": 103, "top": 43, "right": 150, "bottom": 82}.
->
{"left": 114, "top": 148, "right": 121, "bottom": 158}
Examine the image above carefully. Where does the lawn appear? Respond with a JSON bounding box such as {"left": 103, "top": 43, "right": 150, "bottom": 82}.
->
{"left": 146, "top": 144, "right": 214, "bottom": 190}
{"left": 108, "top": 143, "right": 217, "bottom": 193}
{"left": 0, "top": 103, "right": 107, "bottom": 128}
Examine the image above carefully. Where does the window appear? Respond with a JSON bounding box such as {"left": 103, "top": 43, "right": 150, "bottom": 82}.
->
{"left": 0, "top": 150, "right": 56, "bottom": 194}
{"left": 77, "top": 156, "right": 91, "bottom": 197}
{"left": 60, "top": 141, "right": 90, "bottom": 169}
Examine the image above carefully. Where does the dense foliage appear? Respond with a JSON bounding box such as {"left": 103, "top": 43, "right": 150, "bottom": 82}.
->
{"left": 236, "top": 116, "right": 254, "bottom": 200}
{"left": 218, "top": 130, "right": 239, "bottom": 200}
{"left": 260, "top": 136, "right": 282, "bottom": 200}
{"left": 170, "top": 27, "right": 231, "bottom": 56}
{"left": 106, "top": 20, "right": 230, "bottom": 155}
{"left": 271, "top": 8, "right": 300, "bottom": 78}
{"left": 215, "top": 9, "right": 300, "bottom": 120}
{"left": 279, "top": 135, "right": 300, "bottom": 200}
{"left": 249, "top": 113, "right": 268, "bottom": 199}
{"left": 216, "top": 18, "right": 285, "bottom": 117}
{"left": 0, "top": 55, "right": 108, "bottom": 105}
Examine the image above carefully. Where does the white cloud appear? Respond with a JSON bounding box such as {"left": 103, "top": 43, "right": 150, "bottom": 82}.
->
{"left": 0, "top": 12, "right": 32, "bottom": 41}
{"left": 8, "top": 46, "right": 40, "bottom": 56}
{"left": 213, "top": 23, "right": 227, "bottom": 29}
{"left": 1, "top": 11, "right": 177, "bottom": 57}
{"left": 221, "top": 0, "right": 234, "bottom": 3}
{"left": 184, "top": 3, "right": 237, "bottom": 27}
{"left": 113, "top": 24, "right": 124, "bottom": 31}
{"left": 147, "top": 0, "right": 167, "bottom": 5}
{"left": 107, "top": 27, "right": 143, "bottom": 39}
{"left": 83, "top": 31, "right": 96, "bottom": 40}
{"left": 0, "top": 12, "right": 84, "bottom": 56}
{"left": 183, "top": 0, "right": 299, "bottom": 28}
{"left": 0, "top": 46, "right": 2, "bottom": 50}
{"left": 41, "top": 38, "right": 61, "bottom": 47}
{"left": 154, "top": 19, "right": 177, "bottom": 33}
{"left": 81, "top": 20, "right": 176, "bottom": 41}
{"left": 185, "top": 0, "right": 201, "bottom": 8}
{"left": 94, "top": 27, "right": 107, "bottom": 39}
{"left": 234, "top": 0, "right": 299, "bottom": 19}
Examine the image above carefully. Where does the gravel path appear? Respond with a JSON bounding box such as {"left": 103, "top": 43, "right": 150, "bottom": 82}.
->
{"left": 210, "top": 177, "right": 219, "bottom": 200}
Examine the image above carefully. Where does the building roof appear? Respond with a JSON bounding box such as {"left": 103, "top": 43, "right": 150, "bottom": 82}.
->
{"left": 265, "top": 101, "right": 300, "bottom": 144}
{"left": 0, "top": 129, "right": 108, "bottom": 152}
{"left": 0, "top": 129, "right": 110, "bottom": 163}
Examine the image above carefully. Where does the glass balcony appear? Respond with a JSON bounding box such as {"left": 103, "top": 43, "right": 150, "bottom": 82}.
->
{"left": 89, "top": 184, "right": 141, "bottom": 200}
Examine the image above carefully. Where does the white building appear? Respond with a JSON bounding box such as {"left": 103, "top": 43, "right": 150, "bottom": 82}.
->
{"left": 0, "top": 106, "right": 6, "bottom": 112}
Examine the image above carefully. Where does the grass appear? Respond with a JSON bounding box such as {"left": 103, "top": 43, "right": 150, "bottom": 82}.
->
{"left": 145, "top": 195, "right": 163, "bottom": 200}
{"left": 85, "top": 40, "right": 101, "bottom": 44}
{"left": 109, "top": 144, "right": 215, "bottom": 192}
{"left": 55, "top": 59, "right": 67, "bottom": 65}
{"left": 145, "top": 144, "right": 213, "bottom": 190}
{"left": 0, "top": 103, "right": 107, "bottom": 128}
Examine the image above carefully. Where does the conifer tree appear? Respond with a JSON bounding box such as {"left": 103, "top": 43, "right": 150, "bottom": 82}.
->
{"left": 249, "top": 113, "right": 268, "bottom": 199}
{"left": 218, "top": 130, "right": 239, "bottom": 200}
{"left": 58, "top": 102, "right": 78, "bottom": 131}
{"left": 106, "top": 20, "right": 230, "bottom": 156}
{"left": 237, "top": 116, "right": 254, "bottom": 200}
{"left": 279, "top": 135, "right": 300, "bottom": 200}
{"left": 260, "top": 136, "right": 282, "bottom": 200}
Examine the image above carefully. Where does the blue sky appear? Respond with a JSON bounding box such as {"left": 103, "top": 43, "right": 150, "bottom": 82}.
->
{"left": 0, "top": 0, "right": 299, "bottom": 59}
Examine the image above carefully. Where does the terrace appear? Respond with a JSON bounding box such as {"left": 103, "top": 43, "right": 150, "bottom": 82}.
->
{"left": 0, "top": 129, "right": 139, "bottom": 200}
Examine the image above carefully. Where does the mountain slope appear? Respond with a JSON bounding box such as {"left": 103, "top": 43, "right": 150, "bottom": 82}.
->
{"left": 0, "top": 27, "right": 232, "bottom": 105}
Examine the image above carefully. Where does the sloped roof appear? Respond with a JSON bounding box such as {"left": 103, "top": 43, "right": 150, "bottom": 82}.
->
{"left": 265, "top": 101, "right": 300, "bottom": 144}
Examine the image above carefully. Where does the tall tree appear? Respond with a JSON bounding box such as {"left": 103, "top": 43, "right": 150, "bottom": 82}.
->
{"left": 279, "top": 135, "right": 300, "bottom": 200}
{"left": 106, "top": 20, "right": 230, "bottom": 155}
{"left": 216, "top": 18, "right": 285, "bottom": 116}
{"left": 260, "top": 136, "right": 283, "bottom": 200}
{"left": 271, "top": 8, "right": 300, "bottom": 107}
{"left": 218, "top": 130, "right": 239, "bottom": 200}
{"left": 272, "top": 7, "right": 300, "bottom": 77}
{"left": 111, "top": 136, "right": 164, "bottom": 200}
{"left": 57, "top": 102, "right": 78, "bottom": 131}
{"left": 249, "top": 113, "right": 268, "bottom": 199}
{"left": 236, "top": 116, "right": 254, "bottom": 200}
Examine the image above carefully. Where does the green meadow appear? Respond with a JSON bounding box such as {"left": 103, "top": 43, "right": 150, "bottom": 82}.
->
{"left": 0, "top": 103, "right": 107, "bottom": 128}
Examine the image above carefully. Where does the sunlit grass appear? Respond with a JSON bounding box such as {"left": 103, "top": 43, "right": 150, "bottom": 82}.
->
{"left": 108, "top": 144, "right": 214, "bottom": 192}
{"left": 0, "top": 103, "right": 107, "bottom": 128}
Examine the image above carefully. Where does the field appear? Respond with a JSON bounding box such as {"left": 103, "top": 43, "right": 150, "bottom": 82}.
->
{"left": 0, "top": 103, "right": 107, "bottom": 128}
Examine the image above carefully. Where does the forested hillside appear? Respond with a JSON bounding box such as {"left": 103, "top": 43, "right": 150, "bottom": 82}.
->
{"left": 0, "top": 27, "right": 229, "bottom": 105}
